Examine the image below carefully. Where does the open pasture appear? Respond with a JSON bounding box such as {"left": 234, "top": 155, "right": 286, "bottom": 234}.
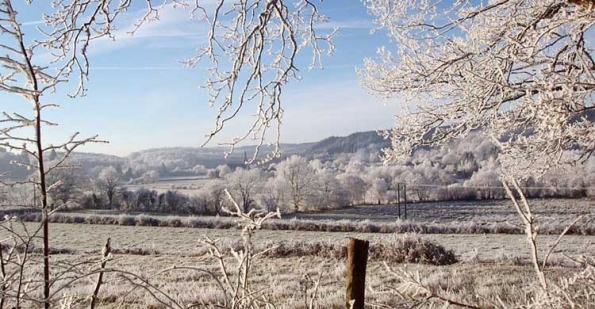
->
{"left": 1, "top": 222, "right": 594, "bottom": 308}
{"left": 292, "top": 198, "right": 594, "bottom": 225}
{"left": 34, "top": 223, "right": 595, "bottom": 264}
{"left": 123, "top": 177, "right": 212, "bottom": 195}
{"left": 48, "top": 198, "right": 595, "bottom": 236}
{"left": 3, "top": 198, "right": 594, "bottom": 307}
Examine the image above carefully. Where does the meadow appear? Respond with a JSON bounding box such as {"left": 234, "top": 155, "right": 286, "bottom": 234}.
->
{"left": 291, "top": 198, "right": 593, "bottom": 224}
{"left": 1, "top": 198, "right": 594, "bottom": 308}
{"left": 34, "top": 198, "right": 594, "bottom": 236}
{"left": 2, "top": 222, "right": 593, "bottom": 308}
{"left": 124, "top": 177, "right": 212, "bottom": 195}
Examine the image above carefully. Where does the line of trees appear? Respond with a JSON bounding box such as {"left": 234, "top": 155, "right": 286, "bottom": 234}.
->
{"left": 7, "top": 132, "right": 591, "bottom": 215}
{"left": 31, "top": 148, "right": 595, "bottom": 216}
{"left": 6, "top": 129, "right": 595, "bottom": 214}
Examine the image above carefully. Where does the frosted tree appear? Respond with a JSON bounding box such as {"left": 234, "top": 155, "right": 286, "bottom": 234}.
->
{"left": 198, "top": 179, "right": 227, "bottom": 215}
{"left": 275, "top": 155, "right": 315, "bottom": 212}
{"left": 216, "top": 164, "right": 232, "bottom": 178}
{"left": 0, "top": 1, "right": 140, "bottom": 307}
{"left": 185, "top": 0, "right": 336, "bottom": 161}
{"left": 464, "top": 157, "right": 503, "bottom": 199}
{"left": 337, "top": 172, "right": 367, "bottom": 205}
{"left": 359, "top": 0, "right": 595, "bottom": 177}
{"left": 358, "top": 0, "right": 595, "bottom": 292}
{"left": 259, "top": 176, "right": 286, "bottom": 212}
{"left": 45, "top": 167, "right": 89, "bottom": 207}
{"left": 141, "top": 170, "right": 160, "bottom": 184}
{"left": 367, "top": 165, "right": 406, "bottom": 203}
{"left": 366, "top": 177, "right": 388, "bottom": 205}
{"left": 310, "top": 168, "right": 348, "bottom": 210}
{"left": 225, "top": 167, "right": 262, "bottom": 212}
{"left": 98, "top": 166, "right": 120, "bottom": 207}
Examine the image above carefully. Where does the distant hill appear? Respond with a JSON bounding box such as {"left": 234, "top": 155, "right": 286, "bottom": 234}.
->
{"left": 127, "top": 142, "right": 316, "bottom": 169}
{"left": 304, "top": 131, "right": 389, "bottom": 156}
{"left": 0, "top": 131, "right": 386, "bottom": 180}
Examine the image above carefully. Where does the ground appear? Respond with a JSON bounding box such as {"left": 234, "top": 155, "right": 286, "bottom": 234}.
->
{"left": 291, "top": 198, "right": 592, "bottom": 224}
{"left": 1, "top": 198, "right": 593, "bottom": 308}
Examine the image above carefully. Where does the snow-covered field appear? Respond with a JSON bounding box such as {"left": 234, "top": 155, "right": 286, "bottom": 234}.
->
{"left": 292, "top": 198, "right": 594, "bottom": 224}
{"left": 2, "top": 222, "right": 592, "bottom": 308}
{"left": 2, "top": 198, "right": 593, "bottom": 307}
{"left": 123, "top": 177, "right": 213, "bottom": 194}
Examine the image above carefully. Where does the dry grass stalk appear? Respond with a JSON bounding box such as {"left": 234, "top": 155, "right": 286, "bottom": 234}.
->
{"left": 383, "top": 264, "right": 485, "bottom": 309}
{"left": 89, "top": 237, "right": 111, "bottom": 309}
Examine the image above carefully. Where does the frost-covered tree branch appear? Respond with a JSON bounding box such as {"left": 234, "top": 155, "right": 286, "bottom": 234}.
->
{"left": 359, "top": 0, "right": 595, "bottom": 177}
{"left": 183, "top": 0, "right": 336, "bottom": 163}
{"left": 358, "top": 1, "right": 595, "bottom": 301}
{"left": 0, "top": 0, "right": 143, "bottom": 307}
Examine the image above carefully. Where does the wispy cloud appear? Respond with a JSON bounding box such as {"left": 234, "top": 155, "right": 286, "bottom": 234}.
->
{"left": 87, "top": 3, "right": 372, "bottom": 55}
{"left": 317, "top": 19, "right": 374, "bottom": 30}
{"left": 92, "top": 66, "right": 187, "bottom": 71}
{"left": 88, "top": 3, "right": 209, "bottom": 55}
{"left": 318, "top": 64, "right": 359, "bottom": 70}
{"left": 22, "top": 20, "right": 44, "bottom": 26}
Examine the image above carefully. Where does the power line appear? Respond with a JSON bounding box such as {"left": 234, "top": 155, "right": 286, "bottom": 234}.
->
{"left": 403, "top": 183, "right": 595, "bottom": 190}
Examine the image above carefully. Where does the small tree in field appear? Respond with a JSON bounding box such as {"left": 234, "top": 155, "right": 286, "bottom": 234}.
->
{"left": 337, "top": 173, "right": 368, "bottom": 206}
{"left": 275, "top": 155, "right": 316, "bottom": 212}
{"left": 45, "top": 167, "right": 89, "bottom": 207}
{"left": 226, "top": 168, "right": 262, "bottom": 213}
{"left": 310, "top": 169, "right": 348, "bottom": 210}
{"left": 198, "top": 180, "right": 227, "bottom": 215}
{"left": 98, "top": 166, "right": 120, "bottom": 208}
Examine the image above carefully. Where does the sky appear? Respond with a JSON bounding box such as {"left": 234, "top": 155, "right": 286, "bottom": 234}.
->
{"left": 1, "top": 1, "right": 400, "bottom": 156}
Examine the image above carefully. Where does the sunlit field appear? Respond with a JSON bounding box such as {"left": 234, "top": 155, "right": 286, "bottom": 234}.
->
{"left": 0, "top": 222, "right": 591, "bottom": 308}
{"left": 2, "top": 198, "right": 594, "bottom": 308}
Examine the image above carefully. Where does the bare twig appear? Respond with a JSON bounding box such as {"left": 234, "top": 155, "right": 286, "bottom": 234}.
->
{"left": 90, "top": 237, "right": 111, "bottom": 309}
{"left": 543, "top": 215, "right": 584, "bottom": 270}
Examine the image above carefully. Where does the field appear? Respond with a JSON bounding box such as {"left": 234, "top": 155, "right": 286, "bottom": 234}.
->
{"left": 47, "top": 198, "right": 595, "bottom": 236}
{"left": 1, "top": 199, "right": 594, "bottom": 308}
{"left": 292, "top": 198, "right": 593, "bottom": 224}
{"left": 29, "top": 223, "right": 595, "bottom": 261}
{"left": 124, "top": 177, "right": 212, "bottom": 195}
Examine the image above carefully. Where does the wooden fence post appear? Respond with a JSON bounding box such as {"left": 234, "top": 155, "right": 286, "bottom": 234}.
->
{"left": 346, "top": 238, "right": 369, "bottom": 309}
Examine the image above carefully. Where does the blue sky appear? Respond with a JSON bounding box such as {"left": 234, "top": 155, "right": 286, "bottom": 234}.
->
{"left": 2, "top": 1, "right": 400, "bottom": 156}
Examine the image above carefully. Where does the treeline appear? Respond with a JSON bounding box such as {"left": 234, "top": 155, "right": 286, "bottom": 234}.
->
{"left": 78, "top": 188, "right": 221, "bottom": 215}
{"left": 3, "top": 132, "right": 594, "bottom": 213}
{"left": 64, "top": 155, "right": 595, "bottom": 216}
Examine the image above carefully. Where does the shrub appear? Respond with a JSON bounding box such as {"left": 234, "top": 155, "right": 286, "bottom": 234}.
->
{"left": 118, "top": 214, "right": 136, "bottom": 226}
{"left": 136, "top": 214, "right": 159, "bottom": 227}
{"left": 70, "top": 215, "right": 86, "bottom": 224}
{"left": 100, "top": 216, "right": 118, "bottom": 225}
{"left": 164, "top": 216, "right": 182, "bottom": 227}
{"left": 13, "top": 211, "right": 595, "bottom": 236}
{"left": 84, "top": 214, "right": 101, "bottom": 225}
{"left": 111, "top": 247, "right": 160, "bottom": 255}
{"left": 261, "top": 234, "right": 457, "bottom": 266}
{"left": 49, "top": 213, "right": 67, "bottom": 223}
{"left": 1, "top": 243, "right": 76, "bottom": 255}
{"left": 371, "top": 234, "right": 458, "bottom": 266}
{"left": 182, "top": 217, "right": 201, "bottom": 228}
